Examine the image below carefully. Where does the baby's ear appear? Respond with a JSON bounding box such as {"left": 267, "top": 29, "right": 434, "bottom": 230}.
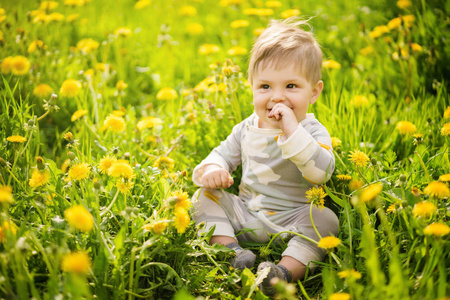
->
{"left": 310, "top": 80, "right": 324, "bottom": 105}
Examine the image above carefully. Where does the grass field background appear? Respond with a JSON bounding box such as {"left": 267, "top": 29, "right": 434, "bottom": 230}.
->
{"left": 0, "top": 0, "right": 449, "bottom": 299}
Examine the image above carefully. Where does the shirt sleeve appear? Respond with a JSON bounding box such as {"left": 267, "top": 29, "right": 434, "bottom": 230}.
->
{"left": 277, "top": 121, "right": 334, "bottom": 185}
{"left": 192, "top": 121, "right": 245, "bottom": 186}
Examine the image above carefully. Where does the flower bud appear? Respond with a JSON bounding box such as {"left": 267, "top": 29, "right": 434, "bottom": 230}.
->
{"left": 399, "top": 174, "right": 407, "bottom": 182}
{"left": 93, "top": 178, "right": 101, "bottom": 189}
{"left": 371, "top": 157, "right": 377, "bottom": 165}
{"left": 68, "top": 151, "right": 76, "bottom": 160}
{"left": 64, "top": 132, "right": 74, "bottom": 142}
{"left": 28, "top": 119, "right": 35, "bottom": 126}
{"left": 36, "top": 156, "right": 46, "bottom": 170}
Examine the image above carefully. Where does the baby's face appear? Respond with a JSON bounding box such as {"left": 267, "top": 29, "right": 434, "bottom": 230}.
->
{"left": 251, "top": 62, "right": 322, "bottom": 129}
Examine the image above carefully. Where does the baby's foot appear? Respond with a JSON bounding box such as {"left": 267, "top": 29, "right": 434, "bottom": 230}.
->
{"left": 257, "top": 262, "right": 291, "bottom": 296}
{"left": 226, "top": 242, "right": 256, "bottom": 269}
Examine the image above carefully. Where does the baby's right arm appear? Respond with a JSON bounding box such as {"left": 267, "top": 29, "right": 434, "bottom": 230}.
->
{"left": 201, "top": 164, "right": 234, "bottom": 189}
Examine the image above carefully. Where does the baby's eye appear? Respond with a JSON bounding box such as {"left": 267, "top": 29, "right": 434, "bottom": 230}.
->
{"left": 260, "top": 84, "right": 270, "bottom": 89}
{"left": 287, "top": 83, "right": 296, "bottom": 88}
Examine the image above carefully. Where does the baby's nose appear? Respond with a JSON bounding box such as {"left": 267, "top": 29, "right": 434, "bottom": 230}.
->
{"left": 271, "top": 91, "right": 286, "bottom": 102}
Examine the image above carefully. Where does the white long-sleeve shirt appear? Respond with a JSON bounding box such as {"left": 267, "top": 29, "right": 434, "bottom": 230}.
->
{"left": 193, "top": 113, "right": 335, "bottom": 212}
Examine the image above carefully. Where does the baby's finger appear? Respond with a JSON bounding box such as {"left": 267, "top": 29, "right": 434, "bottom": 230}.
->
{"left": 228, "top": 176, "right": 234, "bottom": 188}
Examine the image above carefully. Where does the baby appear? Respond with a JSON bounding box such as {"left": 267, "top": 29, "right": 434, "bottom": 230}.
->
{"left": 191, "top": 18, "right": 339, "bottom": 296}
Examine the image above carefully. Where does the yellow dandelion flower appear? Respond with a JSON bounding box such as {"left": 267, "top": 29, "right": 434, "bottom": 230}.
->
{"left": 103, "top": 114, "right": 126, "bottom": 133}
{"left": 396, "top": 121, "right": 417, "bottom": 135}
{"left": 441, "top": 123, "right": 450, "bottom": 136}
{"left": 410, "top": 43, "right": 423, "bottom": 53}
{"left": 198, "top": 44, "right": 220, "bottom": 55}
{"left": 265, "top": 1, "right": 282, "bottom": 8}
{"left": 186, "top": 22, "right": 204, "bottom": 35}
{"left": 144, "top": 220, "right": 169, "bottom": 234}
{"left": 6, "top": 135, "right": 26, "bottom": 143}
{"left": 388, "top": 17, "right": 402, "bottom": 29}
{"left": 439, "top": 174, "right": 450, "bottom": 182}
{"left": 254, "top": 27, "right": 265, "bottom": 36}
{"left": 0, "top": 185, "right": 13, "bottom": 204}
{"left": 220, "top": 0, "right": 243, "bottom": 6}
{"left": 423, "top": 223, "right": 450, "bottom": 237}
{"left": 137, "top": 116, "right": 163, "bottom": 131}
{"left": 256, "top": 8, "right": 274, "bottom": 16}
{"left": 40, "top": 1, "right": 59, "bottom": 10}
{"left": 386, "top": 203, "right": 402, "bottom": 214}
{"left": 114, "top": 27, "right": 132, "bottom": 37}
{"left": 61, "top": 251, "right": 91, "bottom": 274}
{"left": 113, "top": 110, "right": 125, "bottom": 117}
{"left": 49, "top": 13, "right": 64, "bottom": 22}
{"left": 338, "top": 268, "right": 362, "bottom": 280}
{"left": 403, "top": 15, "right": 415, "bottom": 27}
{"left": 359, "top": 46, "right": 374, "bottom": 56}
{"left": 337, "top": 175, "right": 352, "bottom": 181}
{"left": 60, "top": 79, "right": 82, "bottom": 98}
{"left": 411, "top": 186, "right": 422, "bottom": 197}
{"left": 116, "top": 178, "right": 134, "bottom": 193}
{"left": 108, "top": 160, "right": 134, "bottom": 179}
{"left": 349, "top": 150, "right": 369, "bottom": 167}
{"left": 423, "top": 181, "right": 450, "bottom": 199}
{"left": 280, "top": 8, "right": 300, "bottom": 19}
{"left": 329, "top": 293, "right": 351, "bottom": 300}
{"left": 76, "top": 38, "right": 99, "bottom": 53}
{"left": 64, "top": 205, "right": 94, "bottom": 232}
{"left": 318, "top": 236, "right": 341, "bottom": 250}
{"left": 156, "top": 87, "right": 178, "bottom": 100}
{"left": 349, "top": 179, "right": 363, "bottom": 190}
{"left": 0, "top": 220, "right": 17, "bottom": 243}
{"left": 27, "top": 40, "right": 46, "bottom": 54}
{"left": 173, "top": 207, "right": 190, "bottom": 233}
{"left": 153, "top": 156, "right": 175, "bottom": 170}
{"left": 116, "top": 80, "right": 128, "bottom": 91}
{"left": 369, "top": 25, "right": 390, "bottom": 39}
{"left": 351, "top": 95, "right": 369, "bottom": 108}
{"left": 98, "top": 155, "right": 117, "bottom": 174}
{"left": 71, "top": 109, "right": 88, "bottom": 122}
{"left": 359, "top": 183, "right": 383, "bottom": 203}
{"left": 171, "top": 190, "right": 191, "bottom": 210}
{"left": 397, "top": 0, "right": 411, "bottom": 9}
{"left": 68, "top": 163, "right": 91, "bottom": 181}
{"left": 412, "top": 201, "right": 437, "bottom": 218}
{"left": 230, "top": 19, "right": 249, "bottom": 29}
{"left": 135, "top": 0, "right": 151, "bottom": 9}
{"left": 11, "top": 56, "right": 31, "bottom": 75}
{"left": 443, "top": 107, "right": 450, "bottom": 119}
{"left": 29, "top": 169, "right": 50, "bottom": 188}
{"left": 61, "top": 159, "right": 71, "bottom": 173}
{"left": 66, "top": 13, "right": 79, "bottom": 22}
{"left": 227, "top": 46, "right": 248, "bottom": 56}
{"left": 179, "top": 5, "right": 197, "bottom": 17}
{"left": 322, "top": 60, "right": 341, "bottom": 69}
{"left": 1, "top": 56, "right": 12, "bottom": 74}
{"left": 33, "top": 83, "right": 53, "bottom": 98}
{"left": 305, "top": 186, "right": 327, "bottom": 210}
{"left": 331, "top": 137, "right": 342, "bottom": 148}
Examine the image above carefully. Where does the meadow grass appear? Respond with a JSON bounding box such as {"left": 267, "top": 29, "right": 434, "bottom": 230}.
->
{"left": 0, "top": 0, "right": 449, "bottom": 299}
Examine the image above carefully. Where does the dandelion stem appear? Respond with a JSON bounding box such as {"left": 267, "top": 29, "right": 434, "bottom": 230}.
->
{"left": 310, "top": 204, "right": 322, "bottom": 240}
{"left": 356, "top": 166, "right": 369, "bottom": 184}
{"left": 414, "top": 151, "right": 431, "bottom": 182}
{"left": 199, "top": 243, "right": 225, "bottom": 274}
{"left": 297, "top": 279, "right": 311, "bottom": 300}
{"left": 100, "top": 189, "right": 120, "bottom": 217}
{"left": 36, "top": 110, "right": 50, "bottom": 122}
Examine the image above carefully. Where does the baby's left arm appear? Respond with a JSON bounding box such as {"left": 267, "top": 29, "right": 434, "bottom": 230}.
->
{"left": 277, "top": 122, "right": 334, "bottom": 185}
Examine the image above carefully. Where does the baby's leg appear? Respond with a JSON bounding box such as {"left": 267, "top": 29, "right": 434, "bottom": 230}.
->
{"left": 191, "top": 188, "right": 256, "bottom": 269}
{"left": 280, "top": 205, "right": 339, "bottom": 280}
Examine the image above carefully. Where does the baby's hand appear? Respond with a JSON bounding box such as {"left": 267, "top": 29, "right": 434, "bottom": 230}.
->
{"left": 268, "top": 103, "right": 298, "bottom": 137}
{"left": 201, "top": 165, "right": 234, "bottom": 189}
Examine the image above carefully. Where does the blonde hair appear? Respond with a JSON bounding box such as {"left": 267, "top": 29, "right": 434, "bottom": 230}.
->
{"left": 248, "top": 17, "right": 322, "bottom": 86}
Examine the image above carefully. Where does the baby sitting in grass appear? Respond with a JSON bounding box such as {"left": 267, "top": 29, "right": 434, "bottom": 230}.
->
{"left": 191, "top": 17, "right": 339, "bottom": 296}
